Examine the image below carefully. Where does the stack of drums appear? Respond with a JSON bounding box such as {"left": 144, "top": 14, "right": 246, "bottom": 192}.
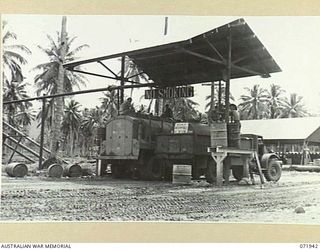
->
{"left": 210, "top": 122, "right": 228, "bottom": 147}
{"left": 172, "top": 165, "right": 192, "bottom": 185}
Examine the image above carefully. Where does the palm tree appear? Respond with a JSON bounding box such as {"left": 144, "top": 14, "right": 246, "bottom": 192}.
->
{"left": 280, "top": 93, "right": 309, "bottom": 118}
{"left": 61, "top": 100, "right": 82, "bottom": 156}
{"left": 100, "top": 87, "right": 118, "bottom": 119}
{"left": 238, "top": 84, "right": 269, "bottom": 120}
{"left": 79, "top": 107, "right": 106, "bottom": 156}
{"left": 33, "top": 32, "right": 88, "bottom": 97}
{"left": 266, "top": 84, "right": 286, "bottom": 119}
{"left": 2, "top": 21, "right": 31, "bottom": 83}
{"left": 33, "top": 22, "right": 89, "bottom": 152}
{"left": 118, "top": 56, "right": 149, "bottom": 102}
{"left": 205, "top": 84, "right": 235, "bottom": 111}
{"left": 3, "top": 80, "right": 33, "bottom": 126}
{"left": 15, "top": 108, "right": 36, "bottom": 127}
{"left": 167, "top": 98, "right": 199, "bottom": 121}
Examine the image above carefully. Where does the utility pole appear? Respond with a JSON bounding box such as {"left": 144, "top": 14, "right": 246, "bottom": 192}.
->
{"left": 51, "top": 16, "right": 67, "bottom": 156}
{"left": 157, "top": 16, "right": 169, "bottom": 116}
{"left": 164, "top": 16, "right": 168, "bottom": 36}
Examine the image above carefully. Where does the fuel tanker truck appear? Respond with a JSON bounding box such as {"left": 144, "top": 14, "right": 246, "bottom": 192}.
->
{"left": 96, "top": 114, "right": 173, "bottom": 180}
{"left": 96, "top": 115, "right": 282, "bottom": 183}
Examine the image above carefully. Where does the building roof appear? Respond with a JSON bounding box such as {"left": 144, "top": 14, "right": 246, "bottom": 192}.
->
{"left": 241, "top": 117, "right": 320, "bottom": 143}
{"left": 64, "top": 18, "right": 281, "bottom": 87}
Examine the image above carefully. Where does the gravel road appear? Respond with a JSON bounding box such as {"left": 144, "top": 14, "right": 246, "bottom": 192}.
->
{"left": 1, "top": 169, "right": 320, "bottom": 223}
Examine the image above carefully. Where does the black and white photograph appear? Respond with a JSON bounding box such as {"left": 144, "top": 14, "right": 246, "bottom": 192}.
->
{"left": 2, "top": 14, "right": 320, "bottom": 224}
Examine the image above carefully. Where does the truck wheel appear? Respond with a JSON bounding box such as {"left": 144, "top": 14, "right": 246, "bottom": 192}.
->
{"left": 192, "top": 168, "right": 201, "bottom": 180}
{"left": 205, "top": 158, "right": 216, "bottom": 184}
{"left": 232, "top": 166, "right": 243, "bottom": 181}
{"left": 193, "top": 157, "right": 206, "bottom": 179}
{"left": 264, "top": 159, "right": 282, "bottom": 182}
{"left": 163, "top": 160, "right": 173, "bottom": 181}
{"left": 111, "top": 164, "right": 127, "bottom": 178}
{"left": 146, "top": 156, "right": 164, "bottom": 181}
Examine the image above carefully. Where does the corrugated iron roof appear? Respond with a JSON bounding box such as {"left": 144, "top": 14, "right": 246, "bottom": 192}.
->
{"left": 241, "top": 117, "right": 320, "bottom": 142}
{"left": 64, "top": 18, "right": 281, "bottom": 86}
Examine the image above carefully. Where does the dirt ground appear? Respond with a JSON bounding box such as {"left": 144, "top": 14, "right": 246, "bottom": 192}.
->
{"left": 1, "top": 166, "right": 320, "bottom": 223}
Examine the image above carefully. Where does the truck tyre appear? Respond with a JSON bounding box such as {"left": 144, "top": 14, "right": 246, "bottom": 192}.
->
{"left": 111, "top": 164, "right": 127, "bottom": 178}
{"left": 232, "top": 166, "right": 243, "bottom": 181}
{"left": 205, "top": 158, "right": 216, "bottom": 184}
{"left": 264, "top": 159, "right": 282, "bottom": 182}
{"left": 163, "top": 160, "right": 173, "bottom": 181}
{"left": 146, "top": 156, "right": 164, "bottom": 181}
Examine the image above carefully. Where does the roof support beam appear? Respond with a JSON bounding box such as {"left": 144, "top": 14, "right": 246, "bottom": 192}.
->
{"left": 181, "top": 48, "right": 226, "bottom": 66}
{"left": 69, "top": 69, "right": 143, "bottom": 85}
{"left": 97, "top": 61, "right": 118, "bottom": 78}
{"left": 126, "top": 71, "right": 146, "bottom": 80}
{"left": 132, "top": 50, "right": 180, "bottom": 61}
{"left": 204, "top": 38, "right": 226, "bottom": 62}
{"left": 182, "top": 48, "right": 266, "bottom": 77}
{"left": 232, "top": 54, "right": 250, "bottom": 65}
{"left": 231, "top": 64, "right": 267, "bottom": 77}
{"left": 3, "top": 83, "right": 158, "bottom": 105}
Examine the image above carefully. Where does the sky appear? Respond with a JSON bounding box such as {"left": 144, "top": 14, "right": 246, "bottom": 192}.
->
{"left": 3, "top": 15, "right": 320, "bottom": 115}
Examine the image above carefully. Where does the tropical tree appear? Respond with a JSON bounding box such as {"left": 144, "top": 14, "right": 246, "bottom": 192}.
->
{"left": 205, "top": 84, "right": 235, "bottom": 111}
{"left": 100, "top": 87, "right": 118, "bottom": 119}
{"left": 14, "top": 108, "right": 36, "bottom": 129}
{"left": 117, "top": 56, "right": 149, "bottom": 100}
{"left": 32, "top": 18, "right": 88, "bottom": 152}
{"left": 79, "top": 107, "right": 106, "bottom": 156}
{"left": 238, "top": 84, "right": 269, "bottom": 120}
{"left": 2, "top": 21, "right": 34, "bottom": 130}
{"left": 3, "top": 80, "right": 33, "bottom": 126}
{"left": 266, "top": 84, "right": 286, "bottom": 119}
{"left": 61, "top": 100, "right": 82, "bottom": 156}
{"left": 33, "top": 32, "right": 88, "bottom": 97}
{"left": 2, "top": 21, "right": 31, "bottom": 83}
{"left": 280, "top": 93, "right": 309, "bottom": 118}
{"left": 167, "top": 98, "right": 199, "bottom": 121}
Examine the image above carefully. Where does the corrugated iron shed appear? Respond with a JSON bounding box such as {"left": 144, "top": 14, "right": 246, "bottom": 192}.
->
{"left": 64, "top": 18, "right": 281, "bottom": 87}
{"left": 241, "top": 117, "right": 320, "bottom": 143}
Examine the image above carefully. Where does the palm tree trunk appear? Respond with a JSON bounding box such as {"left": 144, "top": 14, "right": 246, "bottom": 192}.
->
{"left": 50, "top": 16, "right": 67, "bottom": 156}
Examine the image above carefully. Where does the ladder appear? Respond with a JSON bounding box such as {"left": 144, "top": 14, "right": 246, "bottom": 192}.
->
{"left": 2, "top": 121, "right": 51, "bottom": 164}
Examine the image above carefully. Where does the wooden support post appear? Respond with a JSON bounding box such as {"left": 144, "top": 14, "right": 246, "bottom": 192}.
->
{"left": 241, "top": 155, "right": 250, "bottom": 178}
{"left": 223, "top": 157, "right": 231, "bottom": 185}
{"left": 210, "top": 152, "right": 227, "bottom": 187}
{"left": 117, "top": 89, "right": 120, "bottom": 115}
{"left": 120, "top": 56, "right": 125, "bottom": 104}
{"left": 225, "top": 30, "right": 232, "bottom": 123}
{"left": 39, "top": 96, "right": 46, "bottom": 170}
{"left": 218, "top": 80, "right": 222, "bottom": 114}
{"left": 254, "top": 152, "right": 265, "bottom": 185}
{"left": 210, "top": 81, "right": 215, "bottom": 111}
{"left": 96, "top": 159, "right": 102, "bottom": 177}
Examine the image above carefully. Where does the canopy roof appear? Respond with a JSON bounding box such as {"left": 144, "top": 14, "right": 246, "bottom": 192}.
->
{"left": 64, "top": 18, "right": 281, "bottom": 87}
{"left": 241, "top": 117, "right": 320, "bottom": 143}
